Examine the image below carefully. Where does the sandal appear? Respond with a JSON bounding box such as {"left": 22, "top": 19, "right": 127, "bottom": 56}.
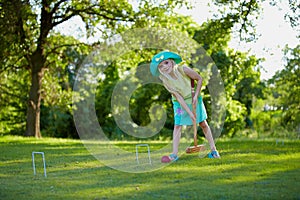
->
{"left": 169, "top": 154, "right": 179, "bottom": 161}
{"left": 161, "top": 154, "right": 179, "bottom": 163}
{"left": 208, "top": 150, "right": 220, "bottom": 158}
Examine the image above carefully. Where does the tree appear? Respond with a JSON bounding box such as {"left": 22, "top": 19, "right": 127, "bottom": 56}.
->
{"left": 269, "top": 45, "right": 300, "bottom": 132}
{"left": 0, "top": 0, "right": 188, "bottom": 137}
{"left": 270, "top": 0, "right": 300, "bottom": 37}
{"left": 210, "top": 0, "right": 262, "bottom": 42}
{"left": 1, "top": 0, "right": 291, "bottom": 139}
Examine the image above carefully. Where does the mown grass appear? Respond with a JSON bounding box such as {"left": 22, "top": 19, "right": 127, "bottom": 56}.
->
{"left": 0, "top": 135, "right": 299, "bottom": 200}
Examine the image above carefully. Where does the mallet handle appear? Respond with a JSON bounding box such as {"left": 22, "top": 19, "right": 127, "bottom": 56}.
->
{"left": 191, "top": 79, "right": 198, "bottom": 147}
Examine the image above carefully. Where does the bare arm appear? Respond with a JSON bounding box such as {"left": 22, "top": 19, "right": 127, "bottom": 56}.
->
{"left": 171, "top": 90, "right": 196, "bottom": 122}
{"left": 163, "top": 83, "right": 196, "bottom": 121}
{"left": 183, "top": 66, "right": 203, "bottom": 103}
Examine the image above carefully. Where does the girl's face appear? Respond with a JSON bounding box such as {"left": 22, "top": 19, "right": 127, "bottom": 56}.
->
{"left": 158, "top": 59, "right": 175, "bottom": 74}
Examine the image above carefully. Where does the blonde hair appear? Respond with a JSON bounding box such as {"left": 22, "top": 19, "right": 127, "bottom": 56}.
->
{"left": 158, "top": 61, "right": 184, "bottom": 94}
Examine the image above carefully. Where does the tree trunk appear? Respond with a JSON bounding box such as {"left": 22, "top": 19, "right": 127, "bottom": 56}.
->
{"left": 25, "top": 51, "right": 44, "bottom": 138}
{"left": 24, "top": 0, "right": 52, "bottom": 138}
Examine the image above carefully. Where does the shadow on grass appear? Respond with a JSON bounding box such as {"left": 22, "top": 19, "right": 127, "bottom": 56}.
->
{"left": 0, "top": 136, "right": 299, "bottom": 199}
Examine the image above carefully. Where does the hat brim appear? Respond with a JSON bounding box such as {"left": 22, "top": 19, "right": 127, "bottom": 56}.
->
{"left": 150, "top": 51, "right": 182, "bottom": 76}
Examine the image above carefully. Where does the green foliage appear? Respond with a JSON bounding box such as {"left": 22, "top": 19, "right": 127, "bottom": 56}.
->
{"left": 0, "top": 0, "right": 192, "bottom": 137}
{"left": 283, "top": 0, "right": 300, "bottom": 36}
{"left": 0, "top": 0, "right": 36, "bottom": 70}
{"left": 251, "top": 97, "right": 282, "bottom": 137}
{"left": 211, "top": 0, "right": 262, "bottom": 41}
{"left": 39, "top": 35, "right": 90, "bottom": 138}
{"left": 0, "top": 71, "right": 30, "bottom": 135}
{"left": 267, "top": 45, "right": 300, "bottom": 133}
{"left": 248, "top": 45, "right": 300, "bottom": 139}
{"left": 40, "top": 106, "right": 77, "bottom": 138}
{"left": 1, "top": 0, "right": 296, "bottom": 139}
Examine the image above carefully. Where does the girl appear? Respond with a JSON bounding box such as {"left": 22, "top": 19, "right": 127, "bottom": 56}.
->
{"left": 150, "top": 51, "right": 220, "bottom": 162}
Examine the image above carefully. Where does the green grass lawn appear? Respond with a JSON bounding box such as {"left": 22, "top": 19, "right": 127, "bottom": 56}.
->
{"left": 0, "top": 135, "right": 299, "bottom": 200}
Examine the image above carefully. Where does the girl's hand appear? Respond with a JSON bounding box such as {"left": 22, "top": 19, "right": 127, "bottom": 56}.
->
{"left": 192, "top": 96, "right": 198, "bottom": 108}
{"left": 189, "top": 111, "right": 196, "bottom": 122}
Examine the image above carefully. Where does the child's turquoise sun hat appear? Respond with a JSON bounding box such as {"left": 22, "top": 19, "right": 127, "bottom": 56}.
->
{"left": 150, "top": 51, "right": 182, "bottom": 77}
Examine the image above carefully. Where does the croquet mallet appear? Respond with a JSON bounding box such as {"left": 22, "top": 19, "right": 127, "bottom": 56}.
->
{"left": 185, "top": 79, "right": 205, "bottom": 153}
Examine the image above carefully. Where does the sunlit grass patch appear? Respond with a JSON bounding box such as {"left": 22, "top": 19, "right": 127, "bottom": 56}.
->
{"left": 0, "top": 135, "right": 299, "bottom": 200}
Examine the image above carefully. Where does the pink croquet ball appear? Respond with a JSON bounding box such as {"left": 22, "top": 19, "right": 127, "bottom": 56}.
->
{"left": 161, "top": 156, "right": 170, "bottom": 163}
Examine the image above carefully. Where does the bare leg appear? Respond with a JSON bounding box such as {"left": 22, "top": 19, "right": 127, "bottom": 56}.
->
{"left": 172, "top": 125, "right": 182, "bottom": 155}
{"left": 199, "top": 120, "right": 216, "bottom": 151}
